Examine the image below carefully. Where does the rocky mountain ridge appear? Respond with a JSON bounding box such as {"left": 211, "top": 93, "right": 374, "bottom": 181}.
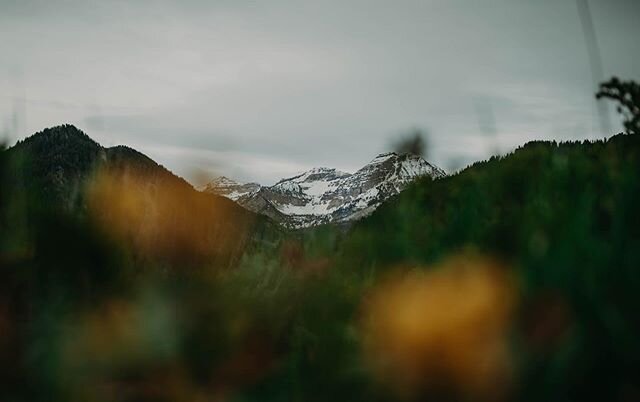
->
{"left": 203, "top": 152, "right": 445, "bottom": 228}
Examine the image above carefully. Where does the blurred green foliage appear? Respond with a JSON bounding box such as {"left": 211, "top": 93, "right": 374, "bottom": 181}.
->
{"left": 1, "top": 123, "right": 639, "bottom": 402}
{"left": 340, "top": 133, "right": 640, "bottom": 401}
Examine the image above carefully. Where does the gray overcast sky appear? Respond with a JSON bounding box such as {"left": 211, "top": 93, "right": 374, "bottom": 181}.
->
{"left": 1, "top": 0, "right": 639, "bottom": 184}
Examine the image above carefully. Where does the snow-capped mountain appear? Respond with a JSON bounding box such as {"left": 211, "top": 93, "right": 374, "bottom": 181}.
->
{"left": 202, "top": 152, "right": 445, "bottom": 228}
{"left": 201, "top": 176, "right": 261, "bottom": 201}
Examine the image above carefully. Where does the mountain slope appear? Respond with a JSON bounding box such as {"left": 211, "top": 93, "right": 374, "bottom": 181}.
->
{"left": 4, "top": 124, "right": 282, "bottom": 267}
{"left": 201, "top": 176, "right": 261, "bottom": 201}
{"left": 344, "top": 135, "right": 640, "bottom": 266}
{"left": 336, "top": 133, "right": 640, "bottom": 401}
{"left": 204, "top": 152, "right": 445, "bottom": 228}
{"left": 6, "top": 125, "right": 193, "bottom": 206}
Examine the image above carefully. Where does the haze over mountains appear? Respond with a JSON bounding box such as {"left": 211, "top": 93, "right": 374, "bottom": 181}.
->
{"left": 202, "top": 152, "right": 445, "bottom": 228}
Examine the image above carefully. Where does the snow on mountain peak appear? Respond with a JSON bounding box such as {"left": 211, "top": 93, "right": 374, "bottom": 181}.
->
{"left": 202, "top": 152, "right": 445, "bottom": 228}
{"left": 201, "top": 176, "right": 260, "bottom": 201}
{"left": 369, "top": 151, "right": 398, "bottom": 163}
{"left": 204, "top": 176, "right": 238, "bottom": 187}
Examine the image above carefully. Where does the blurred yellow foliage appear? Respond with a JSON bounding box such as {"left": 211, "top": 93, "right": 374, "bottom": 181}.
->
{"left": 85, "top": 167, "right": 253, "bottom": 268}
{"left": 361, "top": 254, "right": 516, "bottom": 401}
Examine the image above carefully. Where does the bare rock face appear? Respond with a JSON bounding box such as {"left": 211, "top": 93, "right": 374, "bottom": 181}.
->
{"left": 202, "top": 152, "right": 445, "bottom": 229}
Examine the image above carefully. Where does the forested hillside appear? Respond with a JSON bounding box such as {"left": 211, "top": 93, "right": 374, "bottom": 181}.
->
{"left": 333, "top": 132, "right": 640, "bottom": 401}
{"left": 2, "top": 125, "right": 282, "bottom": 268}
{"left": 0, "top": 127, "right": 638, "bottom": 402}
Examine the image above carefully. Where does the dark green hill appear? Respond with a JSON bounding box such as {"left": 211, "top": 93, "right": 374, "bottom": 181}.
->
{"left": 7, "top": 124, "right": 103, "bottom": 207}
{"left": 343, "top": 133, "right": 640, "bottom": 271}
{"left": 6, "top": 125, "right": 193, "bottom": 207}
{"left": 338, "top": 132, "right": 640, "bottom": 401}
{"left": 3, "top": 124, "right": 283, "bottom": 268}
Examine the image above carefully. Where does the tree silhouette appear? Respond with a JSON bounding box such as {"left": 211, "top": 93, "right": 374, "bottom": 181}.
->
{"left": 596, "top": 77, "right": 640, "bottom": 135}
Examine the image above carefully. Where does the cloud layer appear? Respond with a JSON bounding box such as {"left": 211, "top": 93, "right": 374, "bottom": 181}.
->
{"left": 1, "top": 0, "right": 639, "bottom": 183}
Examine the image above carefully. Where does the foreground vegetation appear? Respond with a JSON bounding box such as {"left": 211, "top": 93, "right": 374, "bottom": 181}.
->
{"left": 1, "top": 79, "right": 639, "bottom": 401}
